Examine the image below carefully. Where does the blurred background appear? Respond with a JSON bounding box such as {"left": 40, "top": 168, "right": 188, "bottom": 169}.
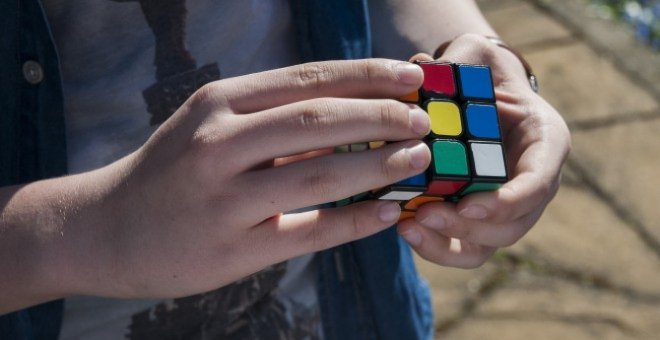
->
{"left": 417, "top": 0, "right": 660, "bottom": 338}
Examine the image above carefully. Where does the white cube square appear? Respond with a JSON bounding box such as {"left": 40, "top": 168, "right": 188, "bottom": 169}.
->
{"left": 471, "top": 143, "right": 506, "bottom": 178}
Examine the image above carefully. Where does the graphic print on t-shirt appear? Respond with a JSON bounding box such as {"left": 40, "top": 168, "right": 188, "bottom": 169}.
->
{"left": 128, "top": 263, "right": 318, "bottom": 340}
{"left": 114, "top": 0, "right": 220, "bottom": 125}
{"left": 42, "top": 0, "right": 321, "bottom": 338}
{"left": 116, "top": 2, "right": 316, "bottom": 339}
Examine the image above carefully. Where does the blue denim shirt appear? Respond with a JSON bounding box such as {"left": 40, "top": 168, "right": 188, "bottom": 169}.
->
{"left": 0, "top": 1, "right": 433, "bottom": 339}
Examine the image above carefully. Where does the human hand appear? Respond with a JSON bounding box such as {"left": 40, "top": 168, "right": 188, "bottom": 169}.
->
{"left": 63, "top": 59, "right": 432, "bottom": 299}
{"left": 397, "top": 34, "right": 571, "bottom": 268}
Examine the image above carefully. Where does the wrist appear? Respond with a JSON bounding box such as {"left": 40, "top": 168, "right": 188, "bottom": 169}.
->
{"left": 47, "top": 163, "right": 133, "bottom": 298}
{"left": 0, "top": 174, "right": 99, "bottom": 312}
{"left": 7, "top": 166, "right": 124, "bottom": 308}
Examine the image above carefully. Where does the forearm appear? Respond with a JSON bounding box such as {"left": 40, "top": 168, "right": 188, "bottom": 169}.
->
{"left": 370, "top": 0, "right": 497, "bottom": 59}
{"left": 0, "top": 165, "right": 118, "bottom": 314}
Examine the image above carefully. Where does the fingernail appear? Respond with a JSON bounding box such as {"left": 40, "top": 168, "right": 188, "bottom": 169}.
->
{"left": 399, "top": 228, "right": 422, "bottom": 247}
{"left": 407, "top": 143, "right": 429, "bottom": 170}
{"left": 459, "top": 205, "right": 488, "bottom": 220}
{"left": 409, "top": 107, "right": 430, "bottom": 135}
{"left": 395, "top": 62, "right": 423, "bottom": 85}
{"left": 379, "top": 202, "right": 401, "bottom": 222}
{"left": 420, "top": 214, "right": 445, "bottom": 229}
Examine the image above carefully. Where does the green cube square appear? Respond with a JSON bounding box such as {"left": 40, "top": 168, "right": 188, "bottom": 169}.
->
{"left": 460, "top": 182, "right": 502, "bottom": 195}
{"left": 432, "top": 140, "right": 469, "bottom": 176}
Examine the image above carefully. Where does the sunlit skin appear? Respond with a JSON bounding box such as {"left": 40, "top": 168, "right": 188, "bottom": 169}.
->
{"left": 398, "top": 36, "right": 570, "bottom": 268}
{"left": 0, "top": 0, "right": 570, "bottom": 314}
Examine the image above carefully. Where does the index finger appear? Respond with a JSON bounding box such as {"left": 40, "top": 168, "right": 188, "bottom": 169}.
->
{"left": 215, "top": 59, "right": 424, "bottom": 113}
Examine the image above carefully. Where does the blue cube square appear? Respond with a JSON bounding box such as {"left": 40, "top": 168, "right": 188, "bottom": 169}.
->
{"left": 398, "top": 173, "right": 427, "bottom": 187}
{"left": 465, "top": 103, "right": 501, "bottom": 139}
{"left": 457, "top": 65, "right": 495, "bottom": 101}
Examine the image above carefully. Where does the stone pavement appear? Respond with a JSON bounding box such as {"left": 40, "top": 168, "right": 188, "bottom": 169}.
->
{"left": 416, "top": 1, "right": 660, "bottom": 339}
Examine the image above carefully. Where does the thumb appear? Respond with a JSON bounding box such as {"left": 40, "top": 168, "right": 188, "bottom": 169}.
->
{"left": 409, "top": 53, "right": 434, "bottom": 63}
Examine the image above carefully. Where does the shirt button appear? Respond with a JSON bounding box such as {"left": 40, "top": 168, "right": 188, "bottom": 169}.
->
{"left": 22, "top": 60, "right": 44, "bottom": 85}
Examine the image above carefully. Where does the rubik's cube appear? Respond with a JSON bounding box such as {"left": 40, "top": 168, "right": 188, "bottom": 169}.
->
{"left": 335, "top": 61, "right": 507, "bottom": 222}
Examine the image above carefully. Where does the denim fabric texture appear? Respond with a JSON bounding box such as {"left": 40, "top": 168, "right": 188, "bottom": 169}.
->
{"left": 0, "top": 0, "right": 67, "bottom": 338}
{"left": 0, "top": 0, "right": 67, "bottom": 187}
{"left": 0, "top": 0, "right": 433, "bottom": 339}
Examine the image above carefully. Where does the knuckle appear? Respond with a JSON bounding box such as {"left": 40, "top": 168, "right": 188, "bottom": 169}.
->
{"left": 302, "top": 218, "right": 327, "bottom": 252}
{"left": 191, "top": 82, "right": 216, "bottom": 104}
{"left": 376, "top": 149, "right": 398, "bottom": 184}
{"left": 480, "top": 43, "right": 498, "bottom": 64}
{"left": 189, "top": 125, "right": 217, "bottom": 154}
{"left": 303, "top": 158, "right": 340, "bottom": 200}
{"left": 527, "top": 113, "right": 546, "bottom": 130}
{"left": 187, "top": 134, "right": 228, "bottom": 181}
{"left": 353, "top": 59, "right": 398, "bottom": 89}
{"left": 299, "top": 99, "right": 337, "bottom": 137}
{"left": 377, "top": 100, "right": 408, "bottom": 133}
{"left": 296, "top": 62, "right": 334, "bottom": 90}
{"left": 188, "top": 115, "right": 236, "bottom": 153}
{"left": 362, "top": 59, "right": 384, "bottom": 84}
{"left": 191, "top": 81, "right": 227, "bottom": 108}
{"left": 349, "top": 210, "right": 367, "bottom": 239}
{"left": 522, "top": 114, "right": 549, "bottom": 143}
{"left": 455, "top": 33, "right": 497, "bottom": 63}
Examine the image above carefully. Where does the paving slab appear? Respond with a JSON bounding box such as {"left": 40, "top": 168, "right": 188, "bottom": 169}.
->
{"left": 445, "top": 273, "right": 660, "bottom": 339}
{"left": 525, "top": 43, "right": 659, "bottom": 123}
{"left": 481, "top": 1, "right": 572, "bottom": 50}
{"left": 509, "top": 183, "right": 660, "bottom": 296}
{"left": 442, "top": 318, "right": 628, "bottom": 340}
{"left": 528, "top": 0, "right": 660, "bottom": 102}
{"left": 571, "top": 118, "right": 660, "bottom": 252}
{"left": 559, "top": 163, "right": 582, "bottom": 188}
{"left": 419, "top": 1, "right": 660, "bottom": 339}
